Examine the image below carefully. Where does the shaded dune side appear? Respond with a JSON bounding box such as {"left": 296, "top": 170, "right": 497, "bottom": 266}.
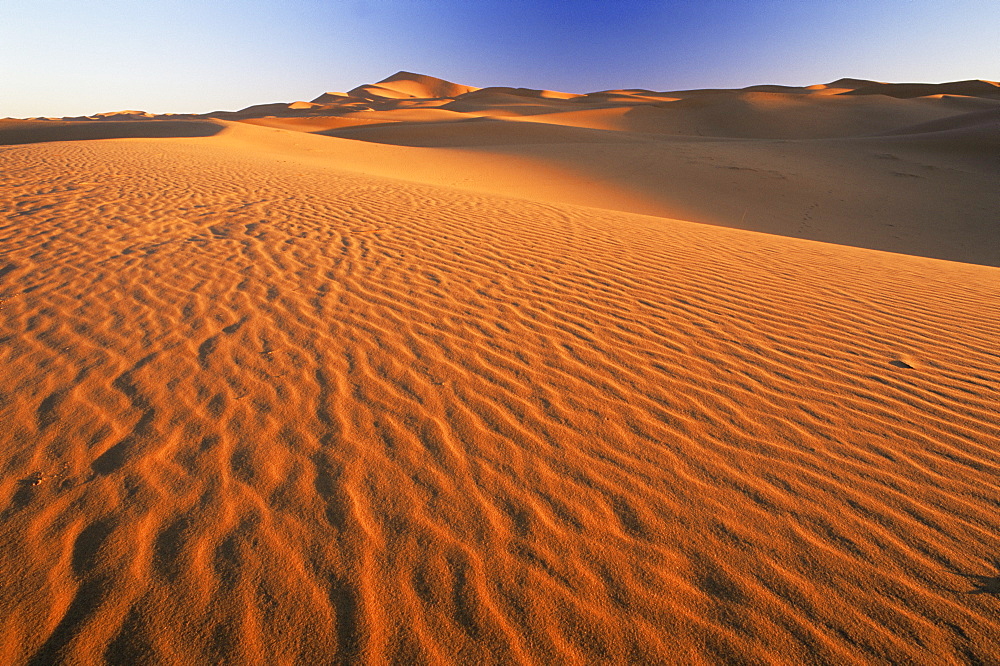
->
{"left": 0, "top": 120, "right": 223, "bottom": 145}
{"left": 0, "top": 138, "right": 999, "bottom": 664}
{"left": 620, "top": 93, "right": 972, "bottom": 139}
{"left": 220, "top": 119, "right": 998, "bottom": 267}
{"left": 211, "top": 86, "right": 1000, "bottom": 267}
{"left": 842, "top": 80, "right": 1000, "bottom": 99}
{"left": 316, "top": 117, "right": 636, "bottom": 147}
{"left": 877, "top": 107, "right": 1000, "bottom": 139}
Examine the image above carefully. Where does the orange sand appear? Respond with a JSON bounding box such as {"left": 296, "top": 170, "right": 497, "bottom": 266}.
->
{"left": 1, "top": 72, "right": 999, "bottom": 664}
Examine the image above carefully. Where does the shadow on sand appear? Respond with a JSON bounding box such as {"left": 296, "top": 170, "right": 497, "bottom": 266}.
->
{"left": 950, "top": 561, "right": 1000, "bottom": 595}
{"left": 0, "top": 120, "right": 223, "bottom": 145}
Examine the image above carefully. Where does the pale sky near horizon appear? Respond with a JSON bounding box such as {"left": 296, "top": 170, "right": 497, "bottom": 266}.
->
{"left": 1, "top": 0, "right": 997, "bottom": 118}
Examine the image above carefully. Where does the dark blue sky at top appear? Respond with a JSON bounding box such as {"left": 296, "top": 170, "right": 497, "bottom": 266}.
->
{"left": 1, "top": 0, "right": 997, "bottom": 117}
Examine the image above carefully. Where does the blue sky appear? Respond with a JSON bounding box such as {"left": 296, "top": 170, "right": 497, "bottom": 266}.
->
{"left": 1, "top": 0, "right": 997, "bottom": 117}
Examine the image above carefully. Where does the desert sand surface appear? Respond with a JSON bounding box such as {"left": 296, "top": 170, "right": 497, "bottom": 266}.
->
{"left": 1, "top": 72, "right": 999, "bottom": 664}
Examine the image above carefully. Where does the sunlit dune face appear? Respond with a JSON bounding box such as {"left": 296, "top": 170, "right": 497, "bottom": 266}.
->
{"left": 1, "top": 71, "right": 998, "bottom": 664}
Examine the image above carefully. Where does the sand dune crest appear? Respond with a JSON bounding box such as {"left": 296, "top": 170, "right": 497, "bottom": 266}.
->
{"left": 349, "top": 71, "right": 479, "bottom": 100}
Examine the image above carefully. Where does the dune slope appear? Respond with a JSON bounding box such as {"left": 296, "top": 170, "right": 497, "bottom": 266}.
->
{"left": 17, "top": 72, "right": 997, "bottom": 266}
{"left": 223, "top": 117, "right": 1000, "bottom": 267}
{"left": 1, "top": 129, "right": 999, "bottom": 664}
{"left": 174, "top": 71, "right": 1000, "bottom": 266}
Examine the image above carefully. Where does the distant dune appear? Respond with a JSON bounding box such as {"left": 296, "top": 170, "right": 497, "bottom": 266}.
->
{"left": 842, "top": 79, "right": 1000, "bottom": 99}
{"left": 1, "top": 71, "right": 998, "bottom": 664}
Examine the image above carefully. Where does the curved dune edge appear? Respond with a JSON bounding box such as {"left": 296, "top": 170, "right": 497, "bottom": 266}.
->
{"left": 207, "top": 119, "right": 1000, "bottom": 267}
{"left": 6, "top": 71, "right": 999, "bottom": 267}
{"left": 1, "top": 133, "right": 999, "bottom": 664}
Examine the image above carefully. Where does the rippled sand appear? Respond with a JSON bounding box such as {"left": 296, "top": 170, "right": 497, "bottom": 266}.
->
{"left": 1, "top": 74, "right": 999, "bottom": 664}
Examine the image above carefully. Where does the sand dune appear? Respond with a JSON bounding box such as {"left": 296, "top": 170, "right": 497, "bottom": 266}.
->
{"left": 636, "top": 92, "right": 976, "bottom": 139}
{"left": 879, "top": 106, "right": 1000, "bottom": 136}
{"left": 1, "top": 72, "right": 999, "bottom": 664}
{"left": 319, "top": 117, "right": 635, "bottom": 147}
{"left": 349, "top": 71, "right": 480, "bottom": 101}
{"left": 104, "top": 70, "right": 995, "bottom": 267}
{"left": 843, "top": 79, "right": 1000, "bottom": 99}
{"left": 169, "top": 116, "right": 996, "bottom": 266}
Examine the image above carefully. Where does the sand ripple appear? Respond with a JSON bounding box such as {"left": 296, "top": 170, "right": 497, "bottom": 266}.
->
{"left": 1, "top": 137, "right": 999, "bottom": 663}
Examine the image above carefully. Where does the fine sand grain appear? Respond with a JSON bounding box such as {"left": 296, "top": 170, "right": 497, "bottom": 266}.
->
{"left": 1, "top": 73, "right": 999, "bottom": 664}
